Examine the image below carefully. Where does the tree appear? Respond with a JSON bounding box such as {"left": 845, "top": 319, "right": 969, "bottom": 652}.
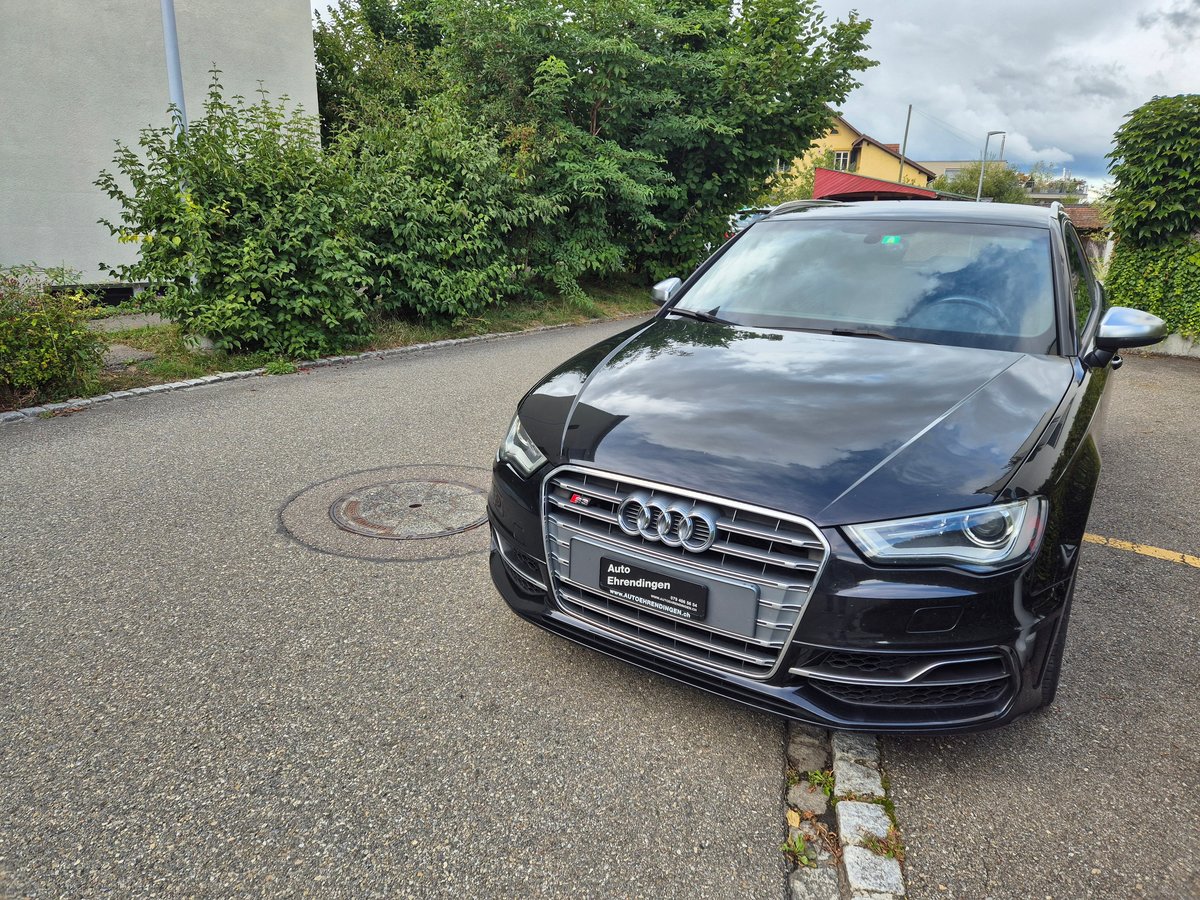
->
{"left": 313, "top": 0, "right": 876, "bottom": 285}
{"left": 751, "top": 150, "right": 837, "bottom": 205}
{"left": 313, "top": 0, "right": 442, "bottom": 140}
{"left": 1104, "top": 94, "right": 1200, "bottom": 337}
{"left": 930, "top": 161, "right": 1029, "bottom": 204}
{"left": 1106, "top": 94, "right": 1200, "bottom": 246}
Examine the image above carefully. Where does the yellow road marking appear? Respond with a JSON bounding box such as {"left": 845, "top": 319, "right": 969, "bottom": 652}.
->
{"left": 1083, "top": 533, "right": 1200, "bottom": 569}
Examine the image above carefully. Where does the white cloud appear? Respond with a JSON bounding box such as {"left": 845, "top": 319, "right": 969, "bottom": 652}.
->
{"left": 814, "top": 0, "right": 1199, "bottom": 184}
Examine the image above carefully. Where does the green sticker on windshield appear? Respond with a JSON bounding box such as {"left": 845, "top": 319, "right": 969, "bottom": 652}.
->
{"left": 881, "top": 235, "right": 902, "bottom": 245}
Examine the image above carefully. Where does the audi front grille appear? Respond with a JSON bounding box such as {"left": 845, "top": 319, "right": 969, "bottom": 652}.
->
{"left": 542, "top": 467, "right": 829, "bottom": 678}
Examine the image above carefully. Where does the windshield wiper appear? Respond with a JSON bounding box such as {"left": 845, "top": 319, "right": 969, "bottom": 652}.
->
{"left": 830, "top": 328, "right": 904, "bottom": 341}
{"left": 668, "top": 306, "right": 735, "bottom": 325}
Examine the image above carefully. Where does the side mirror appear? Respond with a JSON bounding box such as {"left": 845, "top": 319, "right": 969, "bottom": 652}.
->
{"left": 650, "top": 277, "right": 683, "bottom": 306}
{"left": 1084, "top": 306, "right": 1166, "bottom": 367}
{"left": 1095, "top": 306, "right": 1166, "bottom": 351}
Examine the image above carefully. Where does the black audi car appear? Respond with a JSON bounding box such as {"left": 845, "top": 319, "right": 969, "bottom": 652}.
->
{"left": 487, "top": 200, "right": 1165, "bottom": 733}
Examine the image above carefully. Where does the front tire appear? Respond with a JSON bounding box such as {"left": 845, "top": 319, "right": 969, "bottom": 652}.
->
{"left": 1039, "top": 573, "right": 1076, "bottom": 707}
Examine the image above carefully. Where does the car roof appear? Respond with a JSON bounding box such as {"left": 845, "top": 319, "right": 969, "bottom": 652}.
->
{"left": 765, "top": 200, "right": 1058, "bottom": 229}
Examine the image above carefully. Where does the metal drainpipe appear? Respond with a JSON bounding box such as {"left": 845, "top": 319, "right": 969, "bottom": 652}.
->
{"left": 160, "top": 0, "right": 188, "bottom": 135}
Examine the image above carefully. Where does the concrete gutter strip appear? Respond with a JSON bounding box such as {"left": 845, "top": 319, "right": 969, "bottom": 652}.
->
{"left": 786, "top": 725, "right": 907, "bottom": 900}
{"left": 1126, "top": 333, "right": 1200, "bottom": 359}
{"left": 1, "top": 314, "right": 650, "bottom": 425}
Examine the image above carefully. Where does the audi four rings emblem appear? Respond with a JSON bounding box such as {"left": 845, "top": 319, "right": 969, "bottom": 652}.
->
{"left": 617, "top": 490, "right": 719, "bottom": 553}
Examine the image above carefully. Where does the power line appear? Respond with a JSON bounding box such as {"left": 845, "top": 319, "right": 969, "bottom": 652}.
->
{"left": 910, "top": 107, "right": 980, "bottom": 154}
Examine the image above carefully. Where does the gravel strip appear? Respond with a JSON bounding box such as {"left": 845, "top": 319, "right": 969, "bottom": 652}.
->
{"left": 1, "top": 314, "right": 650, "bottom": 425}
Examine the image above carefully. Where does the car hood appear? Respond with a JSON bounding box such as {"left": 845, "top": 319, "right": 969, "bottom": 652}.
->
{"left": 519, "top": 318, "right": 1073, "bottom": 525}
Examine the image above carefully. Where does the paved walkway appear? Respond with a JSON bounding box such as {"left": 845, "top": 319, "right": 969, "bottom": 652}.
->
{"left": 86, "top": 312, "right": 167, "bottom": 333}
{"left": 88, "top": 312, "right": 167, "bottom": 369}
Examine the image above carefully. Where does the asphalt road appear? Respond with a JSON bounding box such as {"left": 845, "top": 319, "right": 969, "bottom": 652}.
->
{"left": 2, "top": 323, "right": 1197, "bottom": 899}
{"left": 0, "top": 319, "right": 787, "bottom": 899}
{"left": 883, "top": 353, "right": 1200, "bottom": 900}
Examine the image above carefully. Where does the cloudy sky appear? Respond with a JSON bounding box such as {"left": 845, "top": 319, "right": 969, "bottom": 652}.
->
{"left": 310, "top": 0, "right": 1197, "bottom": 187}
{"left": 817, "top": 0, "right": 1199, "bottom": 186}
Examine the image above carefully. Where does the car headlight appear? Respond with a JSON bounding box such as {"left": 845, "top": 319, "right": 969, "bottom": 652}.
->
{"left": 499, "top": 414, "right": 547, "bottom": 478}
{"left": 843, "top": 498, "right": 1047, "bottom": 571}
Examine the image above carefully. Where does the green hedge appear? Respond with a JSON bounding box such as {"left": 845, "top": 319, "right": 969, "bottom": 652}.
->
{"left": 1105, "top": 238, "right": 1200, "bottom": 337}
{"left": 0, "top": 268, "right": 105, "bottom": 408}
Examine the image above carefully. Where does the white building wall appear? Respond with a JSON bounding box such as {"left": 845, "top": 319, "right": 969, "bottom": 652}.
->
{"left": 0, "top": 0, "right": 319, "bottom": 281}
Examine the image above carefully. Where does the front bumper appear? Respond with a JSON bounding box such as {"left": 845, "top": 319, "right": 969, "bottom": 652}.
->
{"left": 488, "top": 461, "right": 1071, "bottom": 734}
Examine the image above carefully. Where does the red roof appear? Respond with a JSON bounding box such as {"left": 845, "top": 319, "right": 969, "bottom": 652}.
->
{"left": 1064, "top": 205, "right": 1107, "bottom": 231}
{"left": 813, "top": 168, "right": 941, "bottom": 201}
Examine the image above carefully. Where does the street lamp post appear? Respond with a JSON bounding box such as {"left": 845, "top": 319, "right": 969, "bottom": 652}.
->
{"left": 975, "top": 130, "right": 1005, "bottom": 202}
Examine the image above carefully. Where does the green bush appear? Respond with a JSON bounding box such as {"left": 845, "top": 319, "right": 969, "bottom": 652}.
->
{"left": 97, "top": 74, "right": 372, "bottom": 358}
{"left": 316, "top": 0, "right": 875, "bottom": 286}
{"left": 338, "top": 98, "right": 559, "bottom": 319}
{"left": 0, "top": 267, "right": 105, "bottom": 408}
{"left": 1105, "top": 238, "right": 1200, "bottom": 337}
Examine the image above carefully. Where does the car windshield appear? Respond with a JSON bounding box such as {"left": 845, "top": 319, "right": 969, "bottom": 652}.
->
{"left": 732, "top": 210, "right": 769, "bottom": 230}
{"left": 675, "top": 218, "right": 1057, "bottom": 353}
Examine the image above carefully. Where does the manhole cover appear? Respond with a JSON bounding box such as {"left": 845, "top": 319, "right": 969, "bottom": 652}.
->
{"left": 278, "top": 464, "right": 492, "bottom": 562}
{"left": 330, "top": 479, "right": 486, "bottom": 540}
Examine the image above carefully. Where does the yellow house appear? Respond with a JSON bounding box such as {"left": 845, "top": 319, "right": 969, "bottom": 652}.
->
{"left": 797, "top": 116, "right": 936, "bottom": 187}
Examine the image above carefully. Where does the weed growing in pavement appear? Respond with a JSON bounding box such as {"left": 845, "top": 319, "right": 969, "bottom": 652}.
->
{"left": 781, "top": 832, "right": 817, "bottom": 868}
{"left": 786, "top": 768, "right": 802, "bottom": 787}
{"left": 264, "top": 359, "right": 298, "bottom": 375}
{"left": 862, "top": 825, "right": 906, "bottom": 865}
{"left": 807, "top": 769, "right": 835, "bottom": 798}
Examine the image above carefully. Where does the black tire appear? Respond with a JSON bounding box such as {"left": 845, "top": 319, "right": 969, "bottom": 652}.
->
{"left": 1040, "top": 573, "right": 1076, "bottom": 708}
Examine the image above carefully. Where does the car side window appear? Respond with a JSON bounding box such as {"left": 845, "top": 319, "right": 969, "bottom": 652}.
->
{"left": 1063, "top": 224, "right": 1096, "bottom": 346}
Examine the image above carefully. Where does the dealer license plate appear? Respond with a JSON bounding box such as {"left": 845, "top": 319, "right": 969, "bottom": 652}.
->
{"left": 599, "top": 557, "right": 708, "bottom": 622}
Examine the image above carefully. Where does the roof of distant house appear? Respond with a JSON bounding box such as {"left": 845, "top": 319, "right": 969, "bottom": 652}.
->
{"left": 1064, "top": 205, "right": 1108, "bottom": 232}
{"left": 812, "top": 168, "right": 972, "bottom": 202}
{"left": 828, "top": 114, "right": 937, "bottom": 180}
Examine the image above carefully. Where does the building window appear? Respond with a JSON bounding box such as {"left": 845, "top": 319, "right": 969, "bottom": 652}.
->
{"left": 833, "top": 151, "right": 850, "bottom": 171}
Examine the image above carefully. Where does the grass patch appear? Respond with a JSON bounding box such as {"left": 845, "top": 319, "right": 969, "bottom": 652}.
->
{"left": 807, "top": 769, "right": 835, "bottom": 799}
{"left": 60, "top": 279, "right": 655, "bottom": 407}
{"left": 362, "top": 280, "right": 652, "bottom": 350}
{"left": 84, "top": 299, "right": 149, "bottom": 319}
{"left": 264, "top": 359, "right": 298, "bottom": 375}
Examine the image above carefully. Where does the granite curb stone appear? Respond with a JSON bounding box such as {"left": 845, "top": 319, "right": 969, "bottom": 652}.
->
{"left": 836, "top": 801, "right": 891, "bottom": 847}
{"left": 0, "top": 313, "right": 650, "bottom": 425}
{"left": 833, "top": 733, "right": 904, "bottom": 899}
{"left": 833, "top": 732, "right": 885, "bottom": 800}
{"left": 789, "top": 865, "right": 842, "bottom": 900}
{"left": 787, "top": 781, "right": 828, "bottom": 817}
{"left": 789, "top": 726, "right": 906, "bottom": 900}
{"left": 787, "top": 725, "right": 831, "bottom": 772}
{"left": 785, "top": 723, "right": 844, "bottom": 900}
{"left": 842, "top": 846, "right": 905, "bottom": 897}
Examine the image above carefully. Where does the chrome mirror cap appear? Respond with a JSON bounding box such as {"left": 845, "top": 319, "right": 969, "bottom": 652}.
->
{"left": 1095, "top": 306, "right": 1167, "bottom": 351}
{"left": 650, "top": 277, "right": 683, "bottom": 306}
